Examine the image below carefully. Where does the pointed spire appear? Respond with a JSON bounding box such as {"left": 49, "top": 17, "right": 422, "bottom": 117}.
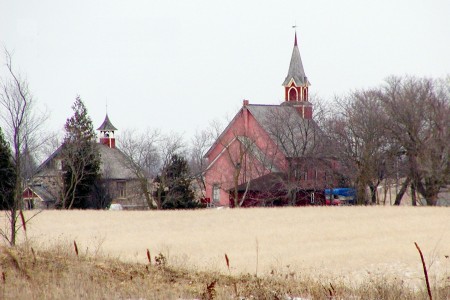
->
{"left": 282, "top": 32, "right": 310, "bottom": 87}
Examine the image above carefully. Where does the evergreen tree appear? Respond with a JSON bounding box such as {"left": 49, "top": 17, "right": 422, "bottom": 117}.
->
{"left": 61, "top": 96, "right": 101, "bottom": 209}
{"left": 156, "top": 154, "right": 201, "bottom": 209}
{"left": 0, "top": 127, "right": 16, "bottom": 210}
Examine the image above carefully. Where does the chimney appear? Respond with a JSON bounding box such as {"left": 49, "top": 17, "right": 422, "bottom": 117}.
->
{"left": 243, "top": 99, "right": 249, "bottom": 106}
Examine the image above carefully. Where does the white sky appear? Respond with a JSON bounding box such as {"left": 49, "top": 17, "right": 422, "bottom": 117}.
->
{"left": 1, "top": 0, "right": 449, "bottom": 141}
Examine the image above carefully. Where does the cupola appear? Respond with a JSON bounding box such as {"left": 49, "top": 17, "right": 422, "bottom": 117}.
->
{"left": 97, "top": 114, "right": 117, "bottom": 148}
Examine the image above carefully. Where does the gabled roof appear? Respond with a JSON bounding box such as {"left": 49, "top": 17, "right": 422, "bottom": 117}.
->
{"left": 204, "top": 135, "right": 281, "bottom": 173}
{"left": 34, "top": 143, "right": 137, "bottom": 180}
{"left": 97, "top": 144, "right": 136, "bottom": 179}
{"left": 203, "top": 108, "right": 244, "bottom": 158}
{"left": 282, "top": 32, "right": 310, "bottom": 86}
{"left": 25, "top": 185, "right": 56, "bottom": 203}
{"left": 34, "top": 144, "right": 64, "bottom": 175}
{"left": 97, "top": 114, "right": 117, "bottom": 131}
{"left": 204, "top": 104, "right": 321, "bottom": 161}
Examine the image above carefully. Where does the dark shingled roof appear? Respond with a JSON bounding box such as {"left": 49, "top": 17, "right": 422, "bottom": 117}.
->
{"left": 282, "top": 32, "right": 310, "bottom": 87}
{"left": 231, "top": 172, "right": 288, "bottom": 193}
{"left": 34, "top": 143, "right": 136, "bottom": 180}
{"left": 97, "top": 114, "right": 118, "bottom": 131}
{"left": 97, "top": 144, "right": 135, "bottom": 179}
{"left": 27, "top": 185, "right": 56, "bottom": 203}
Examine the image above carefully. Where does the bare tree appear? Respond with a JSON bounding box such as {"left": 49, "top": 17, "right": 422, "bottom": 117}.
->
{"left": 259, "top": 97, "right": 336, "bottom": 206}
{"left": 118, "top": 128, "right": 161, "bottom": 209}
{"left": 323, "top": 76, "right": 449, "bottom": 206}
{"left": 380, "top": 76, "right": 450, "bottom": 205}
{"left": 188, "top": 128, "right": 215, "bottom": 198}
{"left": 227, "top": 133, "right": 258, "bottom": 207}
{"left": 0, "top": 49, "right": 47, "bottom": 245}
{"left": 211, "top": 120, "right": 281, "bottom": 207}
{"left": 59, "top": 142, "right": 100, "bottom": 209}
{"left": 326, "top": 89, "right": 389, "bottom": 204}
{"left": 153, "top": 133, "right": 186, "bottom": 209}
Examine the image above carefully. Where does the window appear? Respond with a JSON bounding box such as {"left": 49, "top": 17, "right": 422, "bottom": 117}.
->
{"left": 288, "top": 87, "right": 298, "bottom": 101}
{"left": 117, "top": 181, "right": 126, "bottom": 198}
{"left": 212, "top": 185, "right": 220, "bottom": 203}
{"left": 25, "top": 199, "right": 34, "bottom": 209}
{"left": 55, "top": 159, "right": 62, "bottom": 170}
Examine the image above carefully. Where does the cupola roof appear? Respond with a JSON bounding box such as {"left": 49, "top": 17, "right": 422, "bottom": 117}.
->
{"left": 97, "top": 114, "right": 117, "bottom": 131}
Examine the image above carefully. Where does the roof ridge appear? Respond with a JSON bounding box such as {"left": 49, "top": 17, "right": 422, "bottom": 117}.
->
{"left": 248, "top": 103, "right": 281, "bottom": 107}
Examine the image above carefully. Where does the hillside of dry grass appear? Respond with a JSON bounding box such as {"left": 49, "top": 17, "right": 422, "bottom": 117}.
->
{"left": 0, "top": 206, "right": 449, "bottom": 298}
{"left": 0, "top": 244, "right": 448, "bottom": 299}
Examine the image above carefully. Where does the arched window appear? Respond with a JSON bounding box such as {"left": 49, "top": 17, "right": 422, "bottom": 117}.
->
{"left": 288, "top": 87, "right": 298, "bottom": 101}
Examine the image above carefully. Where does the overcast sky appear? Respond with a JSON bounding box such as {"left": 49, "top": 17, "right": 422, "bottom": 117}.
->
{"left": 1, "top": 0, "right": 449, "bottom": 142}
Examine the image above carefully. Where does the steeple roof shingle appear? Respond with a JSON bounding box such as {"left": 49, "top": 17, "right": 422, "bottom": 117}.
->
{"left": 282, "top": 32, "right": 310, "bottom": 86}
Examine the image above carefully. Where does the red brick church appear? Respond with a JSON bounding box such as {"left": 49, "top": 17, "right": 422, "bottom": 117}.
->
{"left": 203, "top": 33, "right": 340, "bottom": 207}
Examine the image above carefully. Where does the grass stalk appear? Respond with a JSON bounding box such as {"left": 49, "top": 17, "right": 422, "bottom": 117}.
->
{"left": 146, "top": 249, "right": 151, "bottom": 265}
{"left": 74, "top": 240, "right": 79, "bottom": 257}
{"left": 19, "top": 210, "right": 26, "bottom": 232}
{"left": 255, "top": 238, "right": 259, "bottom": 278}
{"left": 224, "top": 253, "right": 238, "bottom": 296}
{"left": 414, "top": 242, "right": 432, "bottom": 300}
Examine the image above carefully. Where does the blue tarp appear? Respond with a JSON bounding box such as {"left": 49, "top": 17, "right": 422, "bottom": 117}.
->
{"left": 324, "top": 188, "right": 356, "bottom": 197}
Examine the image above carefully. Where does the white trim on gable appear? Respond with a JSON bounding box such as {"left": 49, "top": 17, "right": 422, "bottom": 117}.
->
{"left": 204, "top": 136, "right": 238, "bottom": 172}
{"left": 204, "top": 106, "right": 245, "bottom": 158}
{"left": 205, "top": 135, "right": 281, "bottom": 174}
{"left": 287, "top": 78, "right": 297, "bottom": 87}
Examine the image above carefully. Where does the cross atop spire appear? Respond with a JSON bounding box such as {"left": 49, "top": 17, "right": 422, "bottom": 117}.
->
{"left": 292, "top": 24, "right": 298, "bottom": 46}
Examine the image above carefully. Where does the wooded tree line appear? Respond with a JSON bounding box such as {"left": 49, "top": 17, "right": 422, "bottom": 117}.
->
{"left": 326, "top": 76, "right": 449, "bottom": 205}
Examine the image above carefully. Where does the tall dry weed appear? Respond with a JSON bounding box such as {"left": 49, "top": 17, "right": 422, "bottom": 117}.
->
{"left": 415, "top": 242, "right": 433, "bottom": 300}
{"left": 19, "top": 210, "right": 26, "bottom": 233}
{"left": 146, "top": 249, "right": 151, "bottom": 265}
{"left": 73, "top": 240, "right": 79, "bottom": 257}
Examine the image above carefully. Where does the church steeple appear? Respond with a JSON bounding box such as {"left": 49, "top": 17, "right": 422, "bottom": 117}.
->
{"left": 97, "top": 114, "right": 118, "bottom": 148}
{"left": 282, "top": 32, "right": 312, "bottom": 119}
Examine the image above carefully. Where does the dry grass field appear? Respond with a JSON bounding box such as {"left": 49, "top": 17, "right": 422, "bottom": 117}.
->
{"left": 1, "top": 206, "right": 450, "bottom": 299}
{"left": 22, "top": 207, "right": 450, "bottom": 281}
